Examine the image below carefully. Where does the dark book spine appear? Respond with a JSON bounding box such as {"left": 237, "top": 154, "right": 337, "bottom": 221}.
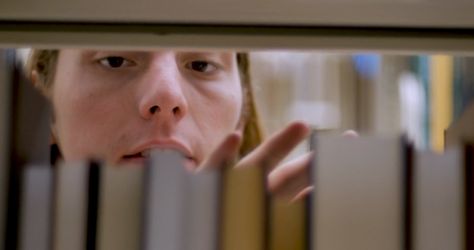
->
{"left": 86, "top": 162, "right": 101, "bottom": 250}
{"left": 3, "top": 161, "right": 22, "bottom": 250}
{"left": 465, "top": 143, "right": 474, "bottom": 250}
{"left": 3, "top": 49, "right": 21, "bottom": 250}
{"left": 401, "top": 136, "right": 414, "bottom": 250}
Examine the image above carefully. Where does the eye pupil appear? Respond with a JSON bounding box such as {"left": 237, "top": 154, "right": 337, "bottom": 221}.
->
{"left": 107, "top": 57, "right": 124, "bottom": 68}
{"left": 191, "top": 61, "right": 208, "bottom": 72}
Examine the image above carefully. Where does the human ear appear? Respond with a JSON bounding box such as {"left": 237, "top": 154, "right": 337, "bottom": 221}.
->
{"left": 30, "top": 70, "right": 39, "bottom": 88}
{"left": 30, "top": 69, "right": 51, "bottom": 98}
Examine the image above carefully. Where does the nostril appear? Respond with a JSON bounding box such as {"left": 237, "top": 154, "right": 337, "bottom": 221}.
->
{"left": 172, "top": 107, "right": 180, "bottom": 115}
{"left": 149, "top": 105, "right": 160, "bottom": 114}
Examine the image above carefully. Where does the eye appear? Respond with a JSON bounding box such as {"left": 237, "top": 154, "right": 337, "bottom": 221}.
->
{"left": 98, "top": 56, "right": 134, "bottom": 68}
{"left": 186, "top": 60, "right": 217, "bottom": 73}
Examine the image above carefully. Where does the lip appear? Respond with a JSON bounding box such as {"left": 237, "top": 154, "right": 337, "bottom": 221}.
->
{"left": 120, "top": 139, "right": 196, "bottom": 168}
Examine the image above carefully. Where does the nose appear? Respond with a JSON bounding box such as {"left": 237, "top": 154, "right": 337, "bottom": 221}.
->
{"left": 138, "top": 62, "right": 188, "bottom": 122}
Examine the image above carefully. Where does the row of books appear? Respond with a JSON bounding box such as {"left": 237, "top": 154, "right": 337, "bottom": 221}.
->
{"left": 312, "top": 135, "right": 473, "bottom": 250}
{"left": 13, "top": 151, "right": 265, "bottom": 250}
{"left": 2, "top": 135, "right": 473, "bottom": 250}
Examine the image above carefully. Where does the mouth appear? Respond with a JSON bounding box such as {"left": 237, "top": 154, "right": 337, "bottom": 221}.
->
{"left": 121, "top": 149, "right": 196, "bottom": 169}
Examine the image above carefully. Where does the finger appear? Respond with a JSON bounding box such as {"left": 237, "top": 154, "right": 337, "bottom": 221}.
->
{"left": 236, "top": 121, "right": 310, "bottom": 171}
{"left": 267, "top": 151, "right": 313, "bottom": 200}
{"left": 196, "top": 131, "right": 242, "bottom": 172}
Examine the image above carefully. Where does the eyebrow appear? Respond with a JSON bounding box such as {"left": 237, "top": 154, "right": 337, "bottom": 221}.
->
{"left": 179, "top": 51, "right": 235, "bottom": 64}
{"left": 83, "top": 50, "right": 147, "bottom": 58}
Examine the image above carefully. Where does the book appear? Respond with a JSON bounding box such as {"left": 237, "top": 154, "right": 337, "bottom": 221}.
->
{"left": 413, "top": 147, "right": 464, "bottom": 250}
{"left": 142, "top": 150, "right": 221, "bottom": 250}
{"left": 0, "top": 49, "right": 13, "bottom": 250}
{"left": 55, "top": 160, "right": 144, "bottom": 250}
{"left": 221, "top": 165, "right": 267, "bottom": 250}
{"left": 464, "top": 144, "right": 474, "bottom": 250}
{"left": 312, "top": 135, "right": 408, "bottom": 250}
{"left": 430, "top": 55, "right": 454, "bottom": 152}
{"left": 18, "top": 165, "right": 53, "bottom": 250}
{"left": 53, "top": 161, "right": 89, "bottom": 250}
{"left": 2, "top": 49, "right": 51, "bottom": 250}
{"left": 96, "top": 163, "right": 144, "bottom": 250}
{"left": 269, "top": 199, "right": 306, "bottom": 250}
{"left": 3, "top": 49, "right": 51, "bottom": 250}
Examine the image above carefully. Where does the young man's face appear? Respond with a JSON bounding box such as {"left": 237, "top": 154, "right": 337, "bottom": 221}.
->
{"left": 51, "top": 50, "right": 243, "bottom": 168}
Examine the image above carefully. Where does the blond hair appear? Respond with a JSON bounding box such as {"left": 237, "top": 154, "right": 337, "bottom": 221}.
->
{"left": 27, "top": 50, "right": 263, "bottom": 157}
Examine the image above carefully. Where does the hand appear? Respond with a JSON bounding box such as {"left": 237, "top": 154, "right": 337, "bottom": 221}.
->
{"left": 198, "top": 121, "right": 313, "bottom": 202}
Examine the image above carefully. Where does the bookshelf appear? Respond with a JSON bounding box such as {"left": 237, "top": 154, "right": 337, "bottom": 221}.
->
{"left": 0, "top": 0, "right": 474, "bottom": 52}
{"left": 0, "top": 0, "right": 474, "bottom": 28}
{"left": 1, "top": 2, "right": 474, "bottom": 250}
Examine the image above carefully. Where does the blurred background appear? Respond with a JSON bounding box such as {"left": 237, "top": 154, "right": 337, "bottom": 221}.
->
{"left": 249, "top": 51, "right": 474, "bottom": 153}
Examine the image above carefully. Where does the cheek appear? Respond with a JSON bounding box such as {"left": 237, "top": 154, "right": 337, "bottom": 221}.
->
{"left": 51, "top": 77, "right": 127, "bottom": 161}
{"left": 192, "top": 83, "right": 242, "bottom": 151}
{"left": 207, "top": 84, "right": 242, "bottom": 128}
{"left": 222, "top": 91, "right": 242, "bottom": 124}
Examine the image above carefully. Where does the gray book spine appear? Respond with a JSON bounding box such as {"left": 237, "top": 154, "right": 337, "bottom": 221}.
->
{"left": 142, "top": 150, "right": 220, "bottom": 250}
{"left": 18, "top": 165, "right": 53, "bottom": 250}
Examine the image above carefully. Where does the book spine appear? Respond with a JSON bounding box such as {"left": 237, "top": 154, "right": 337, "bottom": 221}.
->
{"left": 3, "top": 49, "right": 21, "bottom": 250}
{"left": 430, "top": 55, "right": 453, "bottom": 152}
{"left": 465, "top": 143, "right": 474, "bottom": 250}
{"left": 0, "top": 49, "right": 13, "bottom": 250}
{"left": 401, "top": 136, "right": 414, "bottom": 250}
{"left": 18, "top": 165, "right": 53, "bottom": 250}
{"left": 86, "top": 162, "right": 101, "bottom": 250}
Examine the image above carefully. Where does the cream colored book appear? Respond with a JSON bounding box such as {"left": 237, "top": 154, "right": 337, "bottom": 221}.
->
{"left": 312, "top": 135, "right": 405, "bottom": 250}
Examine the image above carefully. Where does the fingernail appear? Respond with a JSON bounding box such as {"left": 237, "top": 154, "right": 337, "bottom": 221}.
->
{"left": 342, "top": 130, "right": 359, "bottom": 138}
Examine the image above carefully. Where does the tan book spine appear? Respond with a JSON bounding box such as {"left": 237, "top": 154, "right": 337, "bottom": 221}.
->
{"left": 221, "top": 166, "right": 267, "bottom": 250}
{"left": 97, "top": 165, "right": 143, "bottom": 250}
